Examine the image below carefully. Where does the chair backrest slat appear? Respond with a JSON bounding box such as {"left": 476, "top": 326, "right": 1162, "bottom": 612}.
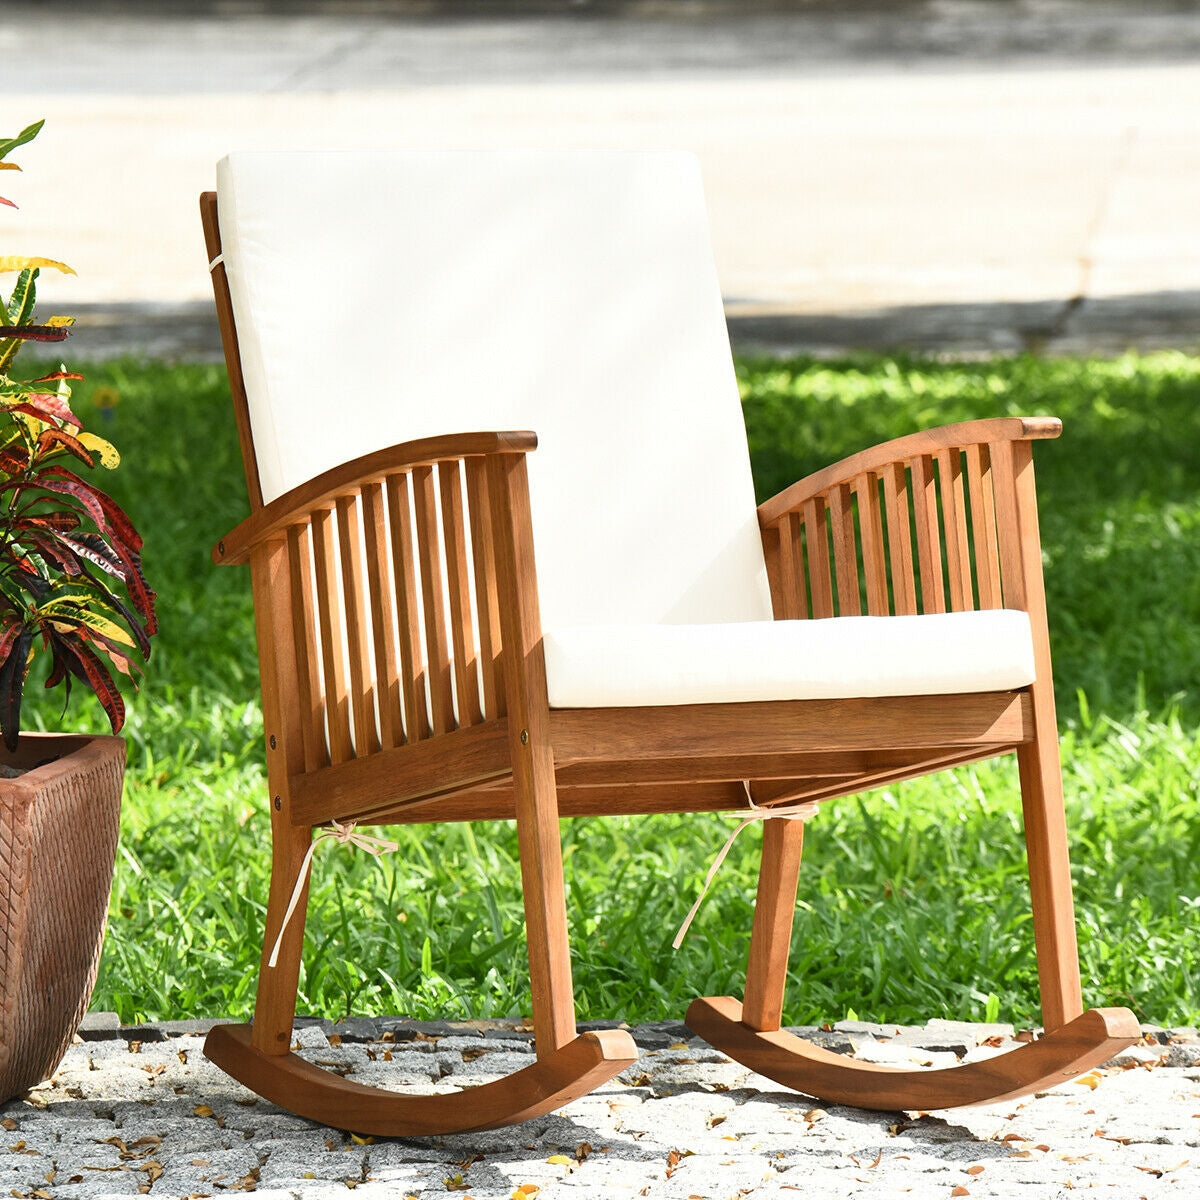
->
{"left": 828, "top": 483, "right": 860, "bottom": 617}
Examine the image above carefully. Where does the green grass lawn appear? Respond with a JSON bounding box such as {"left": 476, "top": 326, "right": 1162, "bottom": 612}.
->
{"left": 21, "top": 351, "right": 1200, "bottom": 1030}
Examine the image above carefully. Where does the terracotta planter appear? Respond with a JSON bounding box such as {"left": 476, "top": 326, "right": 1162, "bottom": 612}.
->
{"left": 0, "top": 733, "right": 124, "bottom": 1101}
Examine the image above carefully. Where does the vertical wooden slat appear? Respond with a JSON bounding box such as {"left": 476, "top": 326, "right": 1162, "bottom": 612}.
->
{"left": 881, "top": 462, "right": 917, "bottom": 615}
{"left": 360, "top": 482, "right": 402, "bottom": 749}
{"left": 989, "top": 440, "right": 1027, "bottom": 611}
{"left": 771, "top": 517, "right": 801, "bottom": 620}
{"left": 286, "top": 523, "right": 327, "bottom": 772}
{"left": 439, "top": 460, "right": 483, "bottom": 727}
{"left": 310, "top": 506, "right": 353, "bottom": 765}
{"left": 935, "top": 448, "right": 974, "bottom": 612}
{"left": 854, "top": 473, "right": 889, "bottom": 616}
{"left": 909, "top": 455, "right": 945, "bottom": 613}
{"left": 761, "top": 521, "right": 789, "bottom": 620}
{"left": 827, "top": 483, "right": 860, "bottom": 616}
{"left": 412, "top": 465, "right": 455, "bottom": 736}
{"left": 336, "top": 493, "right": 380, "bottom": 757}
{"left": 465, "top": 457, "right": 505, "bottom": 720}
{"left": 802, "top": 498, "right": 835, "bottom": 618}
{"left": 386, "top": 472, "right": 429, "bottom": 742}
{"left": 786, "top": 512, "right": 809, "bottom": 618}
{"left": 965, "top": 443, "right": 1003, "bottom": 609}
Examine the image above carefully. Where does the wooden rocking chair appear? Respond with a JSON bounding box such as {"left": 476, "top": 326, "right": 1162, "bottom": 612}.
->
{"left": 199, "top": 151, "right": 1137, "bottom": 1135}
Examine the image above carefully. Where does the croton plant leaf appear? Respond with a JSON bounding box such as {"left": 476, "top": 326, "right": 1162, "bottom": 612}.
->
{"left": 0, "top": 118, "right": 155, "bottom": 748}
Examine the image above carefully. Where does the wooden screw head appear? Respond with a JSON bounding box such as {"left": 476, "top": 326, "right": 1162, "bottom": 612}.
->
{"left": 218, "top": 541, "right": 225, "bottom": 556}
{"left": 269, "top": 735, "right": 277, "bottom": 750}
{"left": 273, "top": 795, "right": 282, "bottom": 811}
{"left": 520, "top": 729, "right": 529, "bottom": 745}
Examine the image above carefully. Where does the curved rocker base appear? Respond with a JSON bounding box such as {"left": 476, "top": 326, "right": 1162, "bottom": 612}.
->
{"left": 686, "top": 996, "right": 1140, "bottom": 1111}
{"left": 204, "top": 1022, "right": 638, "bottom": 1136}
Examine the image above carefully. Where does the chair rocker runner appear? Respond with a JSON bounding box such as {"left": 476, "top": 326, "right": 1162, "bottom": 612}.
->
{"left": 199, "top": 151, "right": 1136, "bottom": 1135}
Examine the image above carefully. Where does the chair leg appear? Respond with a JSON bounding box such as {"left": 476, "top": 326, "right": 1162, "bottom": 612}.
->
{"left": 1018, "top": 733, "right": 1084, "bottom": 1033}
{"left": 742, "top": 820, "right": 805, "bottom": 1032}
{"left": 251, "top": 825, "right": 313, "bottom": 1056}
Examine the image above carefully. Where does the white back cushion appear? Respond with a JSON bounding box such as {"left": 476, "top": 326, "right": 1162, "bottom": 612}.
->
{"left": 217, "top": 151, "right": 772, "bottom": 630}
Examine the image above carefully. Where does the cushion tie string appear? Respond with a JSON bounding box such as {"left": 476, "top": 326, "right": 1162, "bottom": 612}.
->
{"left": 673, "top": 784, "right": 819, "bottom": 950}
{"left": 267, "top": 818, "right": 398, "bottom": 968}
{"left": 207, "top": 253, "right": 224, "bottom": 273}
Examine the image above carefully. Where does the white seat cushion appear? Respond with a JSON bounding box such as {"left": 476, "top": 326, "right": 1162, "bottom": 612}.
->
{"left": 542, "top": 610, "right": 1036, "bottom": 708}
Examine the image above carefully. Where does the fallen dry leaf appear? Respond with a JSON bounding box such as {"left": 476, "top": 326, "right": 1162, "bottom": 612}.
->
{"left": 952, "top": 1188, "right": 970, "bottom": 1197}
{"left": 803, "top": 1109, "right": 827, "bottom": 1124}
{"left": 576, "top": 1143, "right": 593, "bottom": 1161}
{"left": 545, "top": 1155, "right": 572, "bottom": 1166}
{"left": 328, "top": 1034, "right": 342, "bottom": 1047}
{"left": 0, "top": 1119, "right": 15, "bottom": 1131}
{"left": 1075, "top": 1071, "right": 1103, "bottom": 1090}
{"left": 177, "top": 1050, "right": 188, "bottom": 1064}
{"left": 967, "top": 1165, "right": 985, "bottom": 1176}
{"left": 193, "top": 1105, "right": 214, "bottom": 1118}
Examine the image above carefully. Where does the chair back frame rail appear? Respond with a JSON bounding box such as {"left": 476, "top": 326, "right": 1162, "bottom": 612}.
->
{"left": 198, "top": 190, "right": 1138, "bottom": 1133}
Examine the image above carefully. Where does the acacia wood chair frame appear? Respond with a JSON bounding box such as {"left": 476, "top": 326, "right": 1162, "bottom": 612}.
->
{"left": 199, "top": 192, "right": 1137, "bottom": 1135}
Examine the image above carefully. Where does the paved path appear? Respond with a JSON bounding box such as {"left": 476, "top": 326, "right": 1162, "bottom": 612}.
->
{"left": 3, "top": 1015, "right": 1198, "bottom": 1198}
{"left": 4, "top": 1, "right": 1200, "bottom": 356}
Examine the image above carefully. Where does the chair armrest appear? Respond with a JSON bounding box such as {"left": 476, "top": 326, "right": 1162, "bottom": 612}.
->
{"left": 754, "top": 416, "right": 1061, "bottom": 620}
{"left": 214, "top": 430, "right": 537, "bottom": 565}
{"left": 757, "top": 417, "right": 1060, "bottom": 527}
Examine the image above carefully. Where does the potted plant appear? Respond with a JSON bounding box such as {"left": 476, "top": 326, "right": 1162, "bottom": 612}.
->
{"left": 0, "top": 120, "right": 155, "bottom": 1101}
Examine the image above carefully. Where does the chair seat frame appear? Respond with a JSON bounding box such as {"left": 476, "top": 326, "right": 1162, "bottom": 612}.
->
{"left": 199, "top": 192, "right": 1137, "bottom": 1133}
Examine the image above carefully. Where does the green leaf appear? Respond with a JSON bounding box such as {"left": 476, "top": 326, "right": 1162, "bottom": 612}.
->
{"left": 0, "top": 119, "right": 44, "bottom": 163}
{"left": 5, "top": 268, "right": 37, "bottom": 325}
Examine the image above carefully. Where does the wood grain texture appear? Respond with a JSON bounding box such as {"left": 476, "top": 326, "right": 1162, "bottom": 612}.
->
{"left": 757, "top": 416, "right": 1061, "bottom": 527}
{"left": 214, "top": 431, "right": 538, "bottom": 566}
{"left": 205, "top": 1023, "right": 637, "bottom": 1137}
{"left": 909, "top": 454, "right": 945, "bottom": 614}
{"left": 488, "top": 452, "right": 577, "bottom": 1053}
{"left": 413, "top": 465, "right": 455, "bottom": 736}
{"left": 965, "top": 443, "right": 1003, "bottom": 609}
{"left": 360, "top": 482, "right": 402, "bottom": 749}
{"left": 551, "top": 693, "right": 1032, "bottom": 762}
{"left": 741, "top": 820, "right": 805, "bottom": 1032}
{"left": 881, "top": 461, "right": 917, "bottom": 615}
{"left": 286, "top": 524, "right": 326, "bottom": 773}
{"left": 466, "top": 457, "right": 505, "bottom": 719}
{"left": 201, "top": 192, "right": 263, "bottom": 510}
{"left": 287, "top": 720, "right": 512, "bottom": 827}
{"left": 855, "top": 473, "right": 889, "bottom": 616}
{"left": 336, "top": 495, "right": 380, "bottom": 757}
{"left": 385, "top": 472, "right": 430, "bottom": 743}
{"left": 936, "top": 448, "right": 974, "bottom": 611}
{"left": 828, "top": 483, "right": 860, "bottom": 616}
{"left": 802, "top": 499, "right": 834, "bottom": 619}
{"left": 248, "top": 540, "right": 312, "bottom": 1056}
{"left": 310, "top": 508, "right": 353, "bottom": 765}
{"left": 687, "top": 997, "right": 1138, "bottom": 1110}
{"left": 439, "top": 460, "right": 483, "bottom": 726}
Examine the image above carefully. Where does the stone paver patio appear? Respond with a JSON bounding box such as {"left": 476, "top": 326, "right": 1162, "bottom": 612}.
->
{"left": 3, "top": 1016, "right": 1197, "bottom": 1199}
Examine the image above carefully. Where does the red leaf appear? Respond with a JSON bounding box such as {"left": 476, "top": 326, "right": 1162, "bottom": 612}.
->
{"left": 36, "top": 428, "right": 94, "bottom": 467}
{"left": 0, "top": 325, "right": 70, "bottom": 342}
{"left": 0, "top": 196, "right": 14, "bottom": 209}
{"left": 32, "top": 372, "right": 84, "bottom": 383}
{"left": 55, "top": 637, "right": 125, "bottom": 734}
